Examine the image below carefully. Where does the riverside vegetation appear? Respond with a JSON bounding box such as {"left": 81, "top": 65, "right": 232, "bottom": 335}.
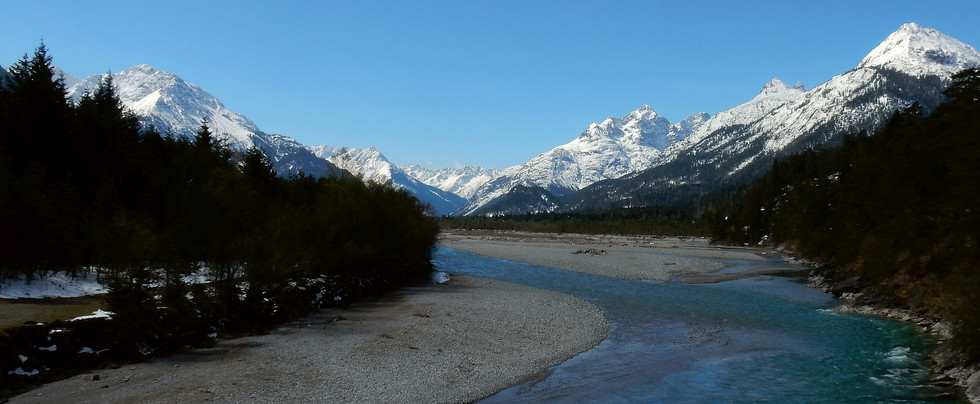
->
{"left": 0, "top": 44, "right": 439, "bottom": 394}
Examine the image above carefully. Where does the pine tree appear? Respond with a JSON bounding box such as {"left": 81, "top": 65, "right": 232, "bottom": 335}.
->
{"left": 72, "top": 74, "right": 143, "bottom": 211}
{"left": 0, "top": 43, "right": 80, "bottom": 275}
{"left": 942, "top": 67, "right": 980, "bottom": 106}
{"left": 5, "top": 42, "right": 72, "bottom": 175}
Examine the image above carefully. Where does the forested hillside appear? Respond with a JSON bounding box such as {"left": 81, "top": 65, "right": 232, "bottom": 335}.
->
{"left": 713, "top": 68, "right": 980, "bottom": 362}
{"left": 0, "top": 44, "right": 439, "bottom": 390}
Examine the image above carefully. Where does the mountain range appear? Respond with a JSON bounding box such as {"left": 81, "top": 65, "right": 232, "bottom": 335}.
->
{"left": 12, "top": 22, "right": 977, "bottom": 217}
{"left": 307, "top": 145, "right": 466, "bottom": 215}
{"left": 477, "top": 22, "right": 980, "bottom": 215}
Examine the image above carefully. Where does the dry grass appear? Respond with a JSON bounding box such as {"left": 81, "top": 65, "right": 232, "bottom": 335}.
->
{"left": 0, "top": 295, "right": 107, "bottom": 329}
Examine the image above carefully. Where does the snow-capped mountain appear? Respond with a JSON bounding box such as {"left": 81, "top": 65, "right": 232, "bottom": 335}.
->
{"left": 858, "top": 22, "right": 979, "bottom": 78}
{"left": 565, "top": 23, "right": 980, "bottom": 211}
{"left": 691, "top": 22, "right": 979, "bottom": 176}
{"left": 309, "top": 146, "right": 466, "bottom": 215}
{"left": 673, "top": 78, "right": 806, "bottom": 152}
{"left": 64, "top": 64, "right": 470, "bottom": 213}
{"left": 69, "top": 65, "right": 258, "bottom": 146}
{"left": 66, "top": 65, "right": 342, "bottom": 178}
{"left": 30, "top": 22, "right": 975, "bottom": 218}
{"left": 456, "top": 105, "right": 709, "bottom": 215}
{"left": 54, "top": 66, "right": 81, "bottom": 89}
{"left": 400, "top": 165, "right": 500, "bottom": 200}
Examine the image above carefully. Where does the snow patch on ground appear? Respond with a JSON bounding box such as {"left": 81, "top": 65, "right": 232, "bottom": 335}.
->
{"left": 0, "top": 272, "right": 107, "bottom": 299}
{"left": 69, "top": 309, "right": 114, "bottom": 322}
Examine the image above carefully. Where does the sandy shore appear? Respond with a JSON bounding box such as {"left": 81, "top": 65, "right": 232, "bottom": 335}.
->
{"left": 439, "top": 229, "right": 771, "bottom": 282}
{"left": 10, "top": 275, "right": 608, "bottom": 404}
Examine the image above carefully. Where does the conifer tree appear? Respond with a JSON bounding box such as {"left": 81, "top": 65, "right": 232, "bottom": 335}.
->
{"left": 943, "top": 67, "right": 980, "bottom": 105}
{"left": 5, "top": 42, "right": 72, "bottom": 174}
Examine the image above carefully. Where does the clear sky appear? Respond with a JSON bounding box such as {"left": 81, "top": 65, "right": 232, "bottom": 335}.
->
{"left": 3, "top": 1, "right": 979, "bottom": 169}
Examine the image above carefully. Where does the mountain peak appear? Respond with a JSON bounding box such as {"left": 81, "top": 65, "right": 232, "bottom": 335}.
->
{"left": 68, "top": 64, "right": 260, "bottom": 146}
{"left": 761, "top": 77, "right": 806, "bottom": 92}
{"left": 761, "top": 77, "right": 806, "bottom": 91}
{"left": 858, "top": 23, "right": 980, "bottom": 77}
{"left": 763, "top": 77, "right": 788, "bottom": 88}
{"left": 130, "top": 64, "right": 158, "bottom": 73}
{"left": 120, "top": 64, "right": 177, "bottom": 81}
{"left": 897, "top": 22, "right": 924, "bottom": 33}
{"left": 754, "top": 78, "right": 806, "bottom": 101}
{"left": 623, "top": 104, "right": 661, "bottom": 123}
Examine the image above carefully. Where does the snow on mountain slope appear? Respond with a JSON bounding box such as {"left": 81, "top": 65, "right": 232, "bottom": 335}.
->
{"left": 250, "top": 134, "right": 342, "bottom": 178}
{"left": 745, "top": 23, "right": 980, "bottom": 163}
{"left": 400, "top": 165, "right": 500, "bottom": 200}
{"left": 566, "top": 23, "right": 980, "bottom": 212}
{"left": 68, "top": 65, "right": 259, "bottom": 146}
{"left": 310, "top": 146, "right": 394, "bottom": 184}
{"left": 65, "top": 65, "right": 341, "bottom": 178}
{"left": 657, "top": 22, "right": 980, "bottom": 180}
{"left": 61, "top": 63, "right": 462, "bottom": 212}
{"left": 673, "top": 78, "right": 806, "bottom": 152}
{"left": 309, "top": 146, "right": 466, "bottom": 215}
{"left": 53, "top": 66, "right": 81, "bottom": 89}
{"left": 456, "top": 105, "right": 708, "bottom": 215}
{"left": 858, "top": 22, "right": 980, "bottom": 78}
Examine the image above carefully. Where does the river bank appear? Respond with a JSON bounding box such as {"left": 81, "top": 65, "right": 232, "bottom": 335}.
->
{"left": 438, "top": 229, "right": 788, "bottom": 282}
{"left": 9, "top": 275, "right": 608, "bottom": 403}
{"left": 808, "top": 272, "right": 980, "bottom": 402}
{"left": 441, "top": 229, "right": 978, "bottom": 402}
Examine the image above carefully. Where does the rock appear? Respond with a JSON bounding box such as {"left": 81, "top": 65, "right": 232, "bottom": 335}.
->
{"left": 966, "top": 370, "right": 980, "bottom": 403}
{"left": 837, "top": 276, "right": 862, "bottom": 292}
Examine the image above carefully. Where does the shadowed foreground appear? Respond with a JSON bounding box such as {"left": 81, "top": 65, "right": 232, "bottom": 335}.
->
{"left": 10, "top": 276, "right": 607, "bottom": 403}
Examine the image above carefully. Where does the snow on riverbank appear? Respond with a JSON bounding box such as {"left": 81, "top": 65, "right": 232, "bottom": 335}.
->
{"left": 0, "top": 272, "right": 107, "bottom": 299}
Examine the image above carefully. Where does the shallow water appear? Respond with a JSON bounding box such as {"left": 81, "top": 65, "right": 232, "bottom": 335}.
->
{"left": 432, "top": 247, "right": 962, "bottom": 403}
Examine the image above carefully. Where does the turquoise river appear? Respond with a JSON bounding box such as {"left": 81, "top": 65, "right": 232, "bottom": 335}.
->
{"left": 432, "top": 246, "right": 962, "bottom": 403}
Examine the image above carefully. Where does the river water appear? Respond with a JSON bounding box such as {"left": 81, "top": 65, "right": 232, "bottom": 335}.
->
{"left": 432, "top": 247, "right": 961, "bottom": 403}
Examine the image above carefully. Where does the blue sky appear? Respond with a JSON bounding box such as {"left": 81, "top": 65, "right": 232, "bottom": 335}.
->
{"left": 3, "top": 1, "right": 979, "bottom": 169}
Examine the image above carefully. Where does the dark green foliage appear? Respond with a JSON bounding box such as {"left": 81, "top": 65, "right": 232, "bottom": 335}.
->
{"left": 441, "top": 204, "right": 710, "bottom": 236}
{"left": 713, "top": 68, "right": 980, "bottom": 363}
{"left": 0, "top": 44, "right": 439, "bottom": 392}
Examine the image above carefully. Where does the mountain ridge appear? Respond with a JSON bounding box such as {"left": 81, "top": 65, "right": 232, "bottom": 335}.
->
{"left": 308, "top": 145, "right": 466, "bottom": 215}
{"left": 555, "top": 22, "right": 980, "bottom": 213}
{"left": 20, "top": 22, "right": 979, "bottom": 218}
{"left": 454, "top": 105, "right": 709, "bottom": 215}
{"left": 63, "top": 65, "right": 472, "bottom": 212}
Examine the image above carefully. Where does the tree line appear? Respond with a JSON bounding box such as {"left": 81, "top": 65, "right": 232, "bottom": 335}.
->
{"left": 0, "top": 43, "right": 439, "bottom": 378}
{"left": 439, "top": 205, "right": 709, "bottom": 236}
{"left": 711, "top": 68, "right": 980, "bottom": 362}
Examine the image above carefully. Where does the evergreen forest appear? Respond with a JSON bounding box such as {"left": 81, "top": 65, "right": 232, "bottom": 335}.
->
{"left": 0, "top": 44, "right": 439, "bottom": 390}
{"left": 439, "top": 205, "right": 709, "bottom": 236}
{"left": 712, "top": 67, "right": 980, "bottom": 363}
